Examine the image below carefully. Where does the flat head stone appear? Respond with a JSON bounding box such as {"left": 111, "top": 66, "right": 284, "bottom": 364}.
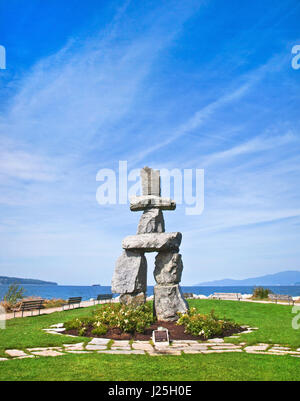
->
{"left": 122, "top": 233, "right": 182, "bottom": 253}
{"left": 130, "top": 195, "right": 176, "bottom": 211}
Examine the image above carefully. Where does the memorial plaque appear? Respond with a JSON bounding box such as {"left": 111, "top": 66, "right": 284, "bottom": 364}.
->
{"left": 152, "top": 329, "right": 169, "bottom": 344}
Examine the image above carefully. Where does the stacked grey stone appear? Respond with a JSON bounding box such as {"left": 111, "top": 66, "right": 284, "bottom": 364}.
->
{"left": 111, "top": 167, "right": 188, "bottom": 321}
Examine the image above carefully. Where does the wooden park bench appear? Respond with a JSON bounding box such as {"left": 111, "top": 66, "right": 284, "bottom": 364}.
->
{"left": 212, "top": 292, "right": 242, "bottom": 301}
{"left": 183, "top": 293, "right": 194, "bottom": 299}
{"left": 94, "top": 294, "right": 113, "bottom": 305}
{"left": 269, "top": 294, "right": 294, "bottom": 305}
{"left": 13, "top": 299, "right": 44, "bottom": 318}
{"left": 62, "top": 296, "right": 82, "bottom": 310}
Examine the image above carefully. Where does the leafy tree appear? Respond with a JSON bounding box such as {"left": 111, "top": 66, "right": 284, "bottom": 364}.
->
{"left": 3, "top": 283, "right": 25, "bottom": 305}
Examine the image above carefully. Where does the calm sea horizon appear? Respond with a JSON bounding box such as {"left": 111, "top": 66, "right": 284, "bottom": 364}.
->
{"left": 1, "top": 284, "right": 300, "bottom": 301}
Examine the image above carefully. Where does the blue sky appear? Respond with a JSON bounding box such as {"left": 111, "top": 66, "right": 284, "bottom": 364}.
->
{"left": 0, "top": 0, "right": 299, "bottom": 285}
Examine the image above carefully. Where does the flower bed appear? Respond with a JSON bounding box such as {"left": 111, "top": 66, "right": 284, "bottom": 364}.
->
{"left": 64, "top": 303, "right": 242, "bottom": 341}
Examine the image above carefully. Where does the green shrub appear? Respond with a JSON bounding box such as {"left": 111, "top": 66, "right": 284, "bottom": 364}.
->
{"left": 252, "top": 287, "right": 272, "bottom": 299}
{"left": 177, "top": 308, "right": 239, "bottom": 339}
{"left": 64, "top": 317, "right": 95, "bottom": 331}
{"left": 91, "top": 324, "right": 108, "bottom": 336}
{"left": 92, "top": 302, "right": 154, "bottom": 333}
{"left": 64, "top": 302, "right": 155, "bottom": 336}
{"left": 1, "top": 284, "right": 25, "bottom": 311}
{"left": 3, "top": 284, "right": 25, "bottom": 305}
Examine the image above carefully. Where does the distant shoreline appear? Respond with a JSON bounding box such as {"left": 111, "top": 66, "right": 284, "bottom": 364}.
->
{"left": 0, "top": 276, "right": 58, "bottom": 286}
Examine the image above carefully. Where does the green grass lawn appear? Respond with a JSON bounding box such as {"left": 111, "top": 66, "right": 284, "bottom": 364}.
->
{"left": 0, "top": 300, "right": 299, "bottom": 381}
{"left": 189, "top": 299, "right": 300, "bottom": 348}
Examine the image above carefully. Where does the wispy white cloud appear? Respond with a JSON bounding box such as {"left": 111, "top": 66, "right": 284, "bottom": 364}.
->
{"left": 130, "top": 55, "right": 286, "bottom": 165}
{"left": 201, "top": 131, "right": 297, "bottom": 166}
{"left": 0, "top": 144, "right": 57, "bottom": 182}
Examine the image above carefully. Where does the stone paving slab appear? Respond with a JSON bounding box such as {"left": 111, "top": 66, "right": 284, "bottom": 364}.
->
{"left": 98, "top": 350, "right": 145, "bottom": 355}
{"left": 86, "top": 345, "right": 108, "bottom": 350}
{"left": 207, "top": 338, "right": 224, "bottom": 343}
{"left": 112, "top": 340, "right": 130, "bottom": 346}
{"left": 89, "top": 338, "right": 110, "bottom": 345}
{"left": 170, "top": 343, "right": 190, "bottom": 348}
{"left": 148, "top": 350, "right": 182, "bottom": 356}
{"left": 63, "top": 343, "right": 85, "bottom": 349}
{"left": 31, "top": 350, "right": 65, "bottom": 357}
{"left": 210, "top": 345, "right": 242, "bottom": 350}
{"left": 16, "top": 355, "right": 35, "bottom": 359}
{"left": 268, "top": 349, "right": 300, "bottom": 355}
{"left": 132, "top": 343, "right": 153, "bottom": 351}
{"left": 5, "top": 349, "right": 29, "bottom": 357}
{"left": 201, "top": 349, "right": 243, "bottom": 354}
{"left": 245, "top": 351, "right": 284, "bottom": 356}
{"left": 27, "top": 347, "right": 62, "bottom": 351}
{"left": 182, "top": 349, "right": 201, "bottom": 354}
{"left": 171, "top": 340, "right": 199, "bottom": 344}
{"left": 66, "top": 351, "right": 92, "bottom": 354}
{"left": 244, "top": 345, "right": 269, "bottom": 352}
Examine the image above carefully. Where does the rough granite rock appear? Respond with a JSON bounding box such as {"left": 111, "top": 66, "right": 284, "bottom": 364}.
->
{"left": 141, "top": 167, "right": 161, "bottom": 196}
{"left": 130, "top": 195, "right": 176, "bottom": 211}
{"left": 137, "top": 209, "right": 165, "bottom": 234}
{"left": 111, "top": 250, "right": 147, "bottom": 294}
{"left": 119, "top": 292, "right": 146, "bottom": 306}
{"left": 154, "top": 252, "right": 183, "bottom": 284}
{"left": 154, "top": 284, "right": 188, "bottom": 321}
{"left": 122, "top": 233, "right": 182, "bottom": 253}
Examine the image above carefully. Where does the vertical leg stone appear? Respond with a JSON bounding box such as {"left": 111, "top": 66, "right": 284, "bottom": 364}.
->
{"left": 111, "top": 250, "right": 147, "bottom": 304}
{"left": 154, "top": 284, "right": 188, "bottom": 321}
{"left": 154, "top": 252, "right": 183, "bottom": 284}
{"left": 119, "top": 292, "right": 146, "bottom": 306}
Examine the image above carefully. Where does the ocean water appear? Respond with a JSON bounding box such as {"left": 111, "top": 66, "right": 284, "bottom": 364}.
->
{"left": 1, "top": 284, "right": 300, "bottom": 301}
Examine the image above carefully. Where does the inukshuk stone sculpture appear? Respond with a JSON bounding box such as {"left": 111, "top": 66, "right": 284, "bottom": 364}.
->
{"left": 111, "top": 167, "right": 188, "bottom": 321}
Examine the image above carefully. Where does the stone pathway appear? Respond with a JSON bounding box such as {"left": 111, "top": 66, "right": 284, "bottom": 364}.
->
{"left": 1, "top": 324, "right": 300, "bottom": 362}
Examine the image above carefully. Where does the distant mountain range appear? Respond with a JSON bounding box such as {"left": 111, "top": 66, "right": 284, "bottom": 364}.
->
{"left": 0, "top": 276, "right": 57, "bottom": 285}
{"left": 196, "top": 271, "right": 300, "bottom": 286}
